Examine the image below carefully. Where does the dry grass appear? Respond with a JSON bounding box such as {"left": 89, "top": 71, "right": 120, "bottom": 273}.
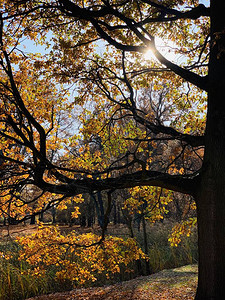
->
{"left": 26, "top": 265, "right": 198, "bottom": 300}
{"left": 0, "top": 224, "right": 198, "bottom": 300}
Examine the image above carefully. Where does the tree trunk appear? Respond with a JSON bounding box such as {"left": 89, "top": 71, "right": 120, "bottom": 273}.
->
{"left": 142, "top": 215, "right": 151, "bottom": 275}
{"left": 91, "top": 192, "right": 105, "bottom": 228}
{"left": 117, "top": 204, "right": 121, "bottom": 224}
{"left": 195, "top": 2, "right": 225, "bottom": 298}
{"left": 52, "top": 207, "right": 56, "bottom": 224}
{"left": 39, "top": 211, "right": 44, "bottom": 222}
{"left": 30, "top": 214, "right": 35, "bottom": 225}
{"left": 113, "top": 200, "right": 117, "bottom": 225}
{"left": 196, "top": 184, "right": 225, "bottom": 299}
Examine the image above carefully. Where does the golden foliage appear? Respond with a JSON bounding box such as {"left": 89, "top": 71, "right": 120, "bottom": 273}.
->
{"left": 17, "top": 225, "right": 146, "bottom": 285}
{"left": 168, "top": 217, "right": 197, "bottom": 247}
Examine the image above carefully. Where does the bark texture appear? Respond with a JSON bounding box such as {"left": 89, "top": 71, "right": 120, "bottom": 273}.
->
{"left": 195, "top": 1, "right": 225, "bottom": 298}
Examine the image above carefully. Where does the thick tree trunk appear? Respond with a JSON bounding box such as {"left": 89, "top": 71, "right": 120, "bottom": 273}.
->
{"left": 195, "top": 2, "right": 225, "bottom": 298}
{"left": 196, "top": 185, "right": 225, "bottom": 299}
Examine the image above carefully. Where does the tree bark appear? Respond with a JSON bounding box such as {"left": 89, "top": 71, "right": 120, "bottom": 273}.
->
{"left": 196, "top": 158, "right": 225, "bottom": 300}
{"left": 195, "top": 2, "right": 225, "bottom": 298}
{"left": 30, "top": 214, "right": 35, "bottom": 225}
{"left": 142, "top": 215, "right": 151, "bottom": 275}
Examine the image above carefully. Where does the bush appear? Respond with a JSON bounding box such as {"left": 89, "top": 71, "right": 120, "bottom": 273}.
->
{"left": 0, "top": 241, "right": 61, "bottom": 300}
{"left": 0, "top": 222, "right": 198, "bottom": 299}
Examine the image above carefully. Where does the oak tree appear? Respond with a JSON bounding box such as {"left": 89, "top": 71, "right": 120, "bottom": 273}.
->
{"left": 0, "top": 0, "right": 224, "bottom": 299}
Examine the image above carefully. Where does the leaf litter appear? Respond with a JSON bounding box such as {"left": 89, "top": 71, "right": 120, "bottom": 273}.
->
{"left": 26, "top": 264, "right": 198, "bottom": 300}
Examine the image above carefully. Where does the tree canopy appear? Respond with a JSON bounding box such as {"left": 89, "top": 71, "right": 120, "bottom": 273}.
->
{"left": 0, "top": 0, "right": 207, "bottom": 211}
{"left": 1, "top": 1, "right": 225, "bottom": 299}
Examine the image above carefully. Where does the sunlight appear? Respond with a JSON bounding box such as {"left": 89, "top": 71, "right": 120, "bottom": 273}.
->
{"left": 144, "top": 49, "right": 156, "bottom": 61}
{"left": 144, "top": 37, "right": 178, "bottom": 63}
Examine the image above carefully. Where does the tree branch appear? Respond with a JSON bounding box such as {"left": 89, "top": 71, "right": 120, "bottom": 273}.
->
{"left": 33, "top": 168, "right": 200, "bottom": 197}
{"left": 57, "top": 0, "right": 208, "bottom": 91}
{"left": 140, "top": 1, "right": 210, "bottom": 20}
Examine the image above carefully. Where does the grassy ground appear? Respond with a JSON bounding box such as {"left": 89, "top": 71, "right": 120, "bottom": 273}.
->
{"left": 26, "top": 264, "right": 198, "bottom": 300}
{"left": 0, "top": 223, "right": 198, "bottom": 299}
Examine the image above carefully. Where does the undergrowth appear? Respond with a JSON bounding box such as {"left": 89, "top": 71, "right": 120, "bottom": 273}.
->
{"left": 0, "top": 223, "right": 198, "bottom": 300}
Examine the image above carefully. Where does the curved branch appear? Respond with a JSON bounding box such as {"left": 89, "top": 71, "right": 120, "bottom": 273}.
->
{"left": 93, "top": 59, "right": 205, "bottom": 147}
{"left": 151, "top": 43, "right": 208, "bottom": 91}
{"left": 1, "top": 46, "right": 47, "bottom": 159}
{"left": 140, "top": 1, "right": 210, "bottom": 20}
{"left": 133, "top": 113, "right": 205, "bottom": 147}
{"left": 57, "top": 0, "right": 208, "bottom": 91}
{"left": 33, "top": 168, "right": 200, "bottom": 197}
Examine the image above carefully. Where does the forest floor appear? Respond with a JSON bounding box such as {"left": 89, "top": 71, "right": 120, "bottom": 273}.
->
{"left": 0, "top": 223, "right": 131, "bottom": 238}
{"left": 26, "top": 264, "right": 198, "bottom": 300}
{"left": 0, "top": 224, "right": 198, "bottom": 299}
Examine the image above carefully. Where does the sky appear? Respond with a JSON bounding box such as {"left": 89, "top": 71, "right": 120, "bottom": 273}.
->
{"left": 21, "top": 0, "right": 210, "bottom": 55}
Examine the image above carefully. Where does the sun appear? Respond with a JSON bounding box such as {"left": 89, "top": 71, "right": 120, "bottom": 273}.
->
{"left": 144, "top": 49, "right": 156, "bottom": 61}
{"left": 143, "top": 37, "right": 178, "bottom": 63}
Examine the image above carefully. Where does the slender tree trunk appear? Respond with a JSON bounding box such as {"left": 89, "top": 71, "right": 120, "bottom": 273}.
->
{"left": 142, "top": 215, "right": 151, "bottom": 275}
{"left": 52, "top": 207, "right": 56, "bottom": 224}
{"left": 195, "top": 2, "right": 225, "bottom": 298}
{"left": 122, "top": 209, "right": 143, "bottom": 275}
{"left": 30, "top": 214, "right": 35, "bottom": 225}
{"left": 113, "top": 201, "right": 117, "bottom": 225}
{"left": 117, "top": 204, "right": 121, "bottom": 224}
{"left": 91, "top": 192, "right": 105, "bottom": 228}
{"left": 39, "top": 211, "right": 44, "bottom": 222}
